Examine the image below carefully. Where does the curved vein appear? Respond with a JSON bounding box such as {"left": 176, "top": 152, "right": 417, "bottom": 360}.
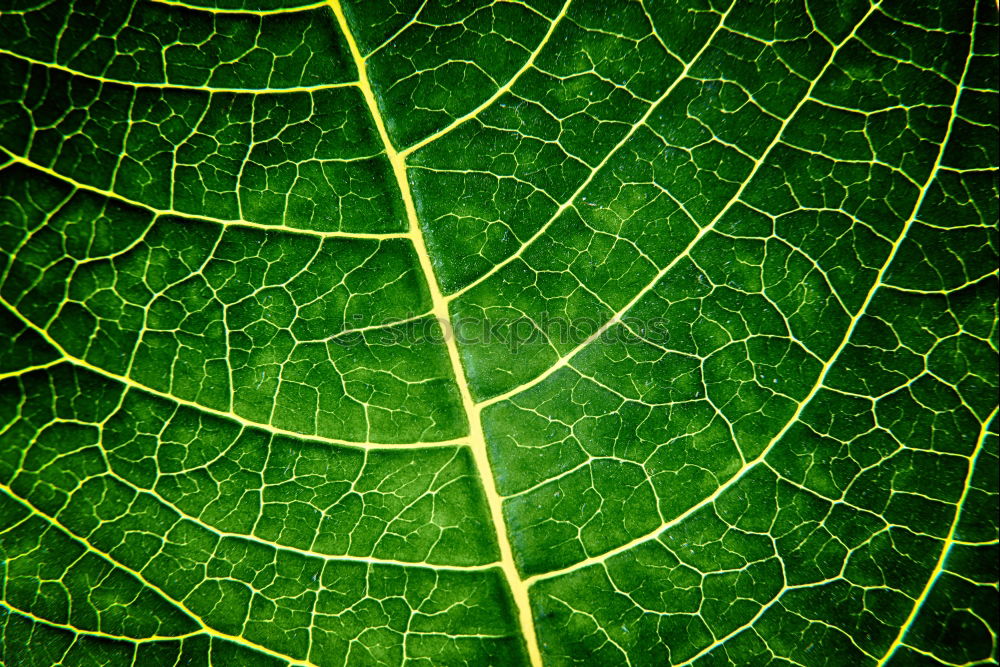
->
{"left": 524, "top": 7, "right": 975, "bottom": 584}
{"left": 397, "top": 0, "right": 573, "bottom": 157}
{"left": 1, "top": 150, "right": 408, "bottom": 242}
{"left": 0, "top": 484, "right": 316, "bottom": 667}
{"left": 0, "top": 294, "right": 469, "bottom": 450}
{"left": 444, "top": 1, "right": 734, "bottom": 303}
{"left": 0, "top": 48, "right": 358, "bottom": 94}
{"left": 478, "top": 1, "right": 881, "bottom": 409}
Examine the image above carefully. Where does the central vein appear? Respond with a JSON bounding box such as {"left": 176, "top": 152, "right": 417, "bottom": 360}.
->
{"left": 327, "top": 3, "right": 543, "bottom": 665}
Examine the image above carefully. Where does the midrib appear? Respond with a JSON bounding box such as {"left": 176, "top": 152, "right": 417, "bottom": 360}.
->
{"left": 327, "top": 3, "right": 544, "bottom": 665}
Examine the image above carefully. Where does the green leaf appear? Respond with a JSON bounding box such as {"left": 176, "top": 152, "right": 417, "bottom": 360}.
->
{"left": 0, "top": 0, "right": 997, "bottom": 665}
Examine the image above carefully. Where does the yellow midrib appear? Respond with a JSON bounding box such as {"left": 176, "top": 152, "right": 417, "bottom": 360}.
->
{"left": 327, "top": 3, "right": 544, "bottom": 665}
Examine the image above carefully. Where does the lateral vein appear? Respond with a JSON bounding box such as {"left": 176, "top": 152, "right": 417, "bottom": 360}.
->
{"left": 0, "top": 294, "right": 467, "bottom": 450}
{"left": 398, "top": 0, "right": 573, "bottom": 157}
{"left": 0, "top": 484, "right": 317, "bottom": 667}
{"left": 1, "top": 149, "right": 408, "bottom": 241}
{"left": 526, "top": 0, "right": 986, "bottom": 590}
{"left": 0, "top": 48, "right": 359, "bottom": 93}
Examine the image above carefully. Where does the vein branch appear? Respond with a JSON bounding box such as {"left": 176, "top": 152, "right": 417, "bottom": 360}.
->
{"left": 0, "top": 293, "right": 467, "bottom": 450}
{"left": 526, "top": 0, "right": 982, "bottom": 589}
{"left": 0, "top": 484, "right": 317, "bottom": 667}
{"left": 1, "top": 149, "right": 407, "bottom": 241}
{"left": 397, "top": 0, "right": 573, "bottom": 157}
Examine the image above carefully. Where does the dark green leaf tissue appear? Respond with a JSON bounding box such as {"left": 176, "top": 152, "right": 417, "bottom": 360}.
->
{"left": 0, "top": 0, "right": 997, "bottom": 665}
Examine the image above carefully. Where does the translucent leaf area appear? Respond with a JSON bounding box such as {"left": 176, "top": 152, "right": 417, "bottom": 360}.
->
{"left": 0, "top": 0, "right": 997, "bottom": 665}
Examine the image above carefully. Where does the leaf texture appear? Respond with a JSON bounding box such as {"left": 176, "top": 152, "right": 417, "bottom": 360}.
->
{"left": 0, "top": 0, "right": 997, "bottom": 665}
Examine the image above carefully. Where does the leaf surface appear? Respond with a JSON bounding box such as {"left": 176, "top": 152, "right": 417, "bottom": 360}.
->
{"left": 0, "top": 0, "right": 997, "bottom": 665}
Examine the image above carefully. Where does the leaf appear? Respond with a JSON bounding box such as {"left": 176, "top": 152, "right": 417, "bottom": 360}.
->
{"left": 0, "top": 0, "right": 996, "bottom": 665}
